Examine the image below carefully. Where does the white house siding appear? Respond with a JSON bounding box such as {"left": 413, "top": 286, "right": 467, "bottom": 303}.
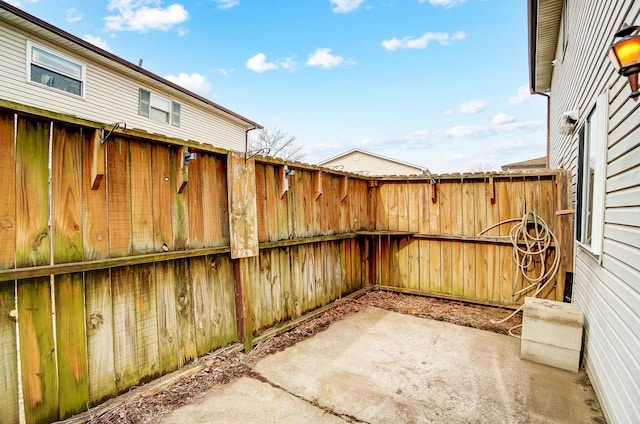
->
{"left": 0, "top": 18, "right": 251, "bottom": 151}
{"left": 545, "top": 1, "right": 640, "bottom": 422}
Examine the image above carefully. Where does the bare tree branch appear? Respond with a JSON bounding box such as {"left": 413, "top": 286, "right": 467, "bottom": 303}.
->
{"left": 249, "top": 127, "right": 306, "bottom": 162}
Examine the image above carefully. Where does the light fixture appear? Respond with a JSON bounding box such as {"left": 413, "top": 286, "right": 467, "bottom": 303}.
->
{"left": 608, "top": 23, "right": 640, "bottom": 100}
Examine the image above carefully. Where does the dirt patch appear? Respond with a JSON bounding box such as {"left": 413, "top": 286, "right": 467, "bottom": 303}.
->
{"left": 84, "top": 290, "right": 522, "bottom": 424}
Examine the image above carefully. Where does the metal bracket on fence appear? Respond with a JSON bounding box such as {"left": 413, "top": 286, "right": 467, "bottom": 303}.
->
{"left": 100, "top": 122, "right": 126, "bottom": 144}
{"left": 244, "top": 148, "right": 268, "bottom": 163}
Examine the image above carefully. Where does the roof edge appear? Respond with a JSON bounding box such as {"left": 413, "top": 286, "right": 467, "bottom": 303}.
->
{"left": 0, "top": 0, "right": 262, "bottom": 129}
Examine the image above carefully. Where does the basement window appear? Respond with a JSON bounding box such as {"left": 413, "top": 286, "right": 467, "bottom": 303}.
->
{"left": 139, "top": 88, "right": 181, "bottom": 127}
{"left": 575, "top": 93, "right": 607, "bottom": 255}
{"left": 27, "top": 42, "right": 85, "bottom": 97}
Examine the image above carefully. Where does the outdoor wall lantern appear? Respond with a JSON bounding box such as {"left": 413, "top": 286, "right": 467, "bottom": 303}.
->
{"left": 608, "top": 24, "right": 640, "bottom": 100}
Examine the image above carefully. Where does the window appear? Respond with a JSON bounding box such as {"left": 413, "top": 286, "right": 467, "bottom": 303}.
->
{"left": 27, "top": 42, "right": 84, "bottom": 96}
{"left": 575, "top": 93, "right": 607, "bottom": 255}
{"left": 138, "top": 88, "right": 181, "bottom": 127}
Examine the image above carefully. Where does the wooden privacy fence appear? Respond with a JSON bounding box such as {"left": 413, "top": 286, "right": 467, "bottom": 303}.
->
{"left": 0, "top": 107, "right": 571, "bottom": 424}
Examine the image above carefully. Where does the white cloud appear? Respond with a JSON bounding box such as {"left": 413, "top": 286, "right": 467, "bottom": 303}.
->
{"left": 382, "top": 31, "right": 466, "bottom": 50}
{"left": 420, "top": 0, "right": 468, "bottom": 8}
{"left": 491, "top": 112, "right": 516, "bottom": 125}
{"left": 105, "top": 0, "right": 188, "bottom": 33}
{"left": 246, "top": 53, "right": 279, "bottom": 73}
{"left": 507, "top": 85, "right": 532, "bottom": 106}
{"left": 83, "top": 35, "right": 112, "bottom": 51}
{"left": 457, "top": 98, "right": 488, "bottom": 114}
{"left": 164, "top": 72, "right": 211, "bottom": 96}
{"left": 330, "top": 0, "right": 364, "bottom": 13}
{"left": 307, "top": 48, "right": 348, "bottom": 69}
{"left": 214, "top": 0, "right": 239, "bottom": 9}
{"left": 307, "top": 48, "right": 355, "bottom": 69}
{"left": 65, "top": 8, "right": 82, "bottom": 23}
{"left": 359, "top": 117, "right": 541, "bottom": 149}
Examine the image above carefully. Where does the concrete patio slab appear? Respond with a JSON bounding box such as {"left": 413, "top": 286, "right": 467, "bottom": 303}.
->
{"left": 161, "top": 306, "right": 604, "bottom": 423}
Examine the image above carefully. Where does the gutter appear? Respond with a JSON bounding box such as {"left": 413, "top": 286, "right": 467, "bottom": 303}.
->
{"left": 528, "top": 0, "right": 551, "bottom": 169}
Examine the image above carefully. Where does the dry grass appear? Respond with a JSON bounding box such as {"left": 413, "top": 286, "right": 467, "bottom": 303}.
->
{"left": 84, "top": 290, "right": 522, "bottom": 424}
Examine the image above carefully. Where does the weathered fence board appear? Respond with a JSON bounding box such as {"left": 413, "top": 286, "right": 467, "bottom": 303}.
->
{"left": 130, "top": 142, "right": 154, "bottom": 254}
{"left": 0, "top": 282, "right": 19, "bottom": 424}
{"left": 82, "top": 130, "right": 109, "bottom": 261}
{"left": 18, "top": 277, "right": 58, "bottom": 424}
{"left": 107, "top": 139, "right": 132, "bottom": 257}
{"left": 55, "top": 273, "right": 89, "bottom": 419}
{"left": 151, "top": 144, "right": 174, "bottom": 253}
{"left": 0, "top": 112, "right": 16, "bottom": 270}
{"left": 85, "top": 269, "right": 116, "bottom": 405}
{"left": 52, "top": 124, "right": 83, "bottom": 264}
{"left": 16, "top": 118, "right": 50, "bottom": 268}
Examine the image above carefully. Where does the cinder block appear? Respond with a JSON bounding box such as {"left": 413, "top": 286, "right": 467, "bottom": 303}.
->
{"left": 520, "top": 297, "right": 583, "bottom": 372}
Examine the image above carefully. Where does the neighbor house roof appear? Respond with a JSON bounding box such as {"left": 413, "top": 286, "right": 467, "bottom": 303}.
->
{"left": 501, "top": 156, "right": 548, "bottom": 171}
{"left": 0, "top": 0, "right": 262, "bottom": 130}
{"left": 528, "top": 0, "right": 564, "bottom": 93}
{"left": 318, "top": 149, "right": 429, "bottom": 176}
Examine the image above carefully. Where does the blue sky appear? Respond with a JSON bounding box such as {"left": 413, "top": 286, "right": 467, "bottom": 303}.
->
{"left": 9, "top": 0, "right": 547, "bottom": 173}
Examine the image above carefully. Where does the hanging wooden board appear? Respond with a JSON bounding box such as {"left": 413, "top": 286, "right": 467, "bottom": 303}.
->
{"left": 227, "top": 152, "right": 259, "bottom": 259}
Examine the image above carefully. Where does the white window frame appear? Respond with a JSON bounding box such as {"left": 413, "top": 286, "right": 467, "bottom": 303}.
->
{"left": 138, "top": 88, "right": 181, "bottom": 127}
{"left": 575, "top": 93, "right": 607, "bottom": 256}
{"left": 26, "top": 41, "right": 85, "bottom": 98}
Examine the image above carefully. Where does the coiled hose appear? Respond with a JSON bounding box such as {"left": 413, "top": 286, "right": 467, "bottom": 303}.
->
{"left": 478, "top": 212, "right": 561, "bottom": 336}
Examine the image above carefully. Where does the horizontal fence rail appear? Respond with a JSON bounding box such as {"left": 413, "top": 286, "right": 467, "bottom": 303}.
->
{"left": 0, "top": 107, "right": 571, "bottom": 424}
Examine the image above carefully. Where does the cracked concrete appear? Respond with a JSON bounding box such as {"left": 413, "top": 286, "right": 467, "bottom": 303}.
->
{"left": 160, "top": 306, "right": 605, "bottom": 424}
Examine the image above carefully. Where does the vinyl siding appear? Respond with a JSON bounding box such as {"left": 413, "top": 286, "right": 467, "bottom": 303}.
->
{"left": 0, "top": 20, "right": 250, "bottom": 151}
{"left": 545, "top": 1, "right": 640, "bottom": 423}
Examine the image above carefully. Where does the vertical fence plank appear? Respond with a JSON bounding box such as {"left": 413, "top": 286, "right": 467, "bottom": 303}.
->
{"left": 55, "top": 273, "right": 88, "bottom": 419}
{"left": 428, "top": 184, "right": 441, "bottom": 293}
{"left": 462, "top": 181, "right": 476, "bottom": 299}
{"left": 280, "top": 247, "right": 293, "bottom": 320}
{"left": 265, "top": 165, "right": 279, "bottom": 242}
{"left": 277, "top": 170, "right": 289, "bottom": 240}
{"left": 450, "top": 181, "right": 464, "bottom": 296}
{"left": 258, "top": 250, "right": 272, "bottom": 330}
{"left": 155, "top": 262, "right": 179, "bottom": 374}
{"left": 473, "top": 180, "right": 489, "bottom": 301}
{"left": 107, "top": 138, "right": 132, "bottom": 257}
{"left": 134, "top": 264, "right": 159, "bottom": 380}
{"left": 130, "top": 142, "right": 154, "bottom": 254}
{"left": 171, "top": 148, "right": 189, "bottom": 250}
{"left": 497, "top": 179, "right": 514, "bottom": 304}
{"left": 202, "top": 154, "right": 221, "bottom": 247}
{"left": 271, "top": 249, "right": 283, "bottom": 322}
{"left": 82, "top": 130, "right": 109, "bottom": 261}
{"left": 215, "top": 157, "right": 230, "bottom": 246}
{"left": 255, "top": 164, "right": 268, "bottom": 243}
{"left": 304, "top": 245, "right": 316, "bottom": 311}
{"left": 210, "top": 255, "right": 237, "bottom": 345}
{"left": 18, "top": 278, "right": 58, "bottom": 423}
{"left": 439, "top": 183, "right": 452, "bottom": 294}
{"left": 16, "top": 117, "right": 50, "bottom": 267}
{"left": 187, "top": 153, "right": 205, "bottom": 249}
{"left": 112, "top": 267, "right": 138, "bottom": 393}
{"left": 0, "top": 282, "right": 19, "bottom": 424}
{"left": 192, "top": 257, "right": 216, "bottom": 356}
{"left": 151, "top": 144, "right": 174, "bottom": 252}
{"left": 398, "top": 184, "right": 409, "bottom": 232}
{"left": 0, "top": 112, "right": 15, "bottom": 269}
{"left": 418, "top": 185, "right": 430, "bottom": 292}
{"left": 289, "top": 246, "right": 303, "bottom": 318}
{"left": 387, "top": 184, "right": 399, "bottom": 231}
{"left": 85, "top": 269, "right": 116, "bottom": 405}
{"left": 173, "top": 260, "right": 196, "bottom": 366}
{"left": 52, "top": 124, "right": 83, "bottom": 264}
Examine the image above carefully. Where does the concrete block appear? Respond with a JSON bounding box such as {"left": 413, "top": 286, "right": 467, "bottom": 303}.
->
{"left": 521, "top": 297, "right": 583, "bottom": 372}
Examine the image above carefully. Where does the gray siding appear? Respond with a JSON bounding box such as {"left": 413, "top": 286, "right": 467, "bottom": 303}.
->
{"left": 546, "top": 1, "right": 640, "bottom": 423}
{"left": 0, "top": 20, "right": 250, "bottom": 151}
